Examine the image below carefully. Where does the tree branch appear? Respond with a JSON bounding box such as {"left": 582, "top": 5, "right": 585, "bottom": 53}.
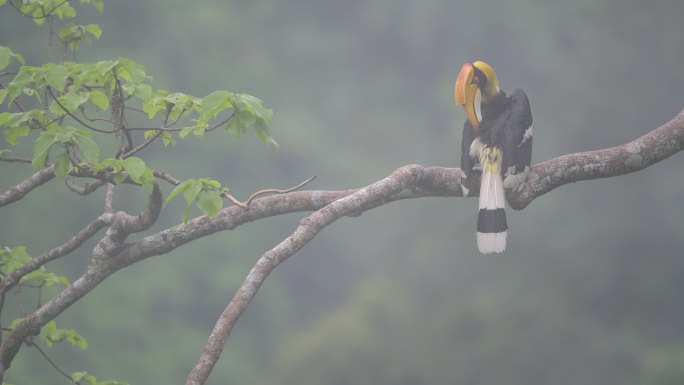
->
{"left": 0, "top": 184, "right": 162, "bottom": 374}
{"left": 0, "top": 166, "right": 55, "bottom": 208}
{"left": 184, "top": 164, "right": 425, "bottom": 385}
{"left": 105, "top": 105, "right": 684, "bottom": 272}
{"left": 1, "top": 108, "right": 682, "bottom": 382}
{"left": 508, "top": 107, "right": 684, "bottom": 209}
{"left": 184, "top": 107, "right": 684, "bottom": 384}
{"left": 0, "top": 214, "right": 111, "bottom": 295}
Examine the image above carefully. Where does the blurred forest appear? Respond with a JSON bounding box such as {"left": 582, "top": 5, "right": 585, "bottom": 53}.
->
{"left": 1, "top": 0, "right": 684, "bottom": 384}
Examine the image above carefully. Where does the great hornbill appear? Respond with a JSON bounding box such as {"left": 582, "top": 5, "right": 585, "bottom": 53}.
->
{"left": 455, "top": 60, "right": 533, "bottom": 254}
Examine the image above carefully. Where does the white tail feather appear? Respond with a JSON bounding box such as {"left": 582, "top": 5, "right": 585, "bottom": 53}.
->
{"left": 477, "top": 232, "right": 507, "bottom": 254}
{"left": 479, "top": 170, "right": 505, "bottom": 211}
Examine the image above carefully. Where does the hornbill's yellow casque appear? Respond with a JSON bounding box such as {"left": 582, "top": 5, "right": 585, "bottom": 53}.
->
{"left": 455, "top": 60, "right": 533, "bottom": 254}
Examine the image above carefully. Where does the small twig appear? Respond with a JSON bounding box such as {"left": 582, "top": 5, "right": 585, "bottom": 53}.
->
{"left": 216, "top": 176, "right": 318, "bottom": 210}
{"left": 152, "top": 170, "right": 181, "bottom": 186}
{"left": 27, "top": 339, "right": 75, "bottom": 383}
{"left": 126, "top": 113, "right": 233, "bottom": 132}
{"left": 0, "top": 156, "right": 32, "bottom": 164}
{"left": 221, "top": 192, "right": 247, "bottom": 209}
{"left": 64, "top": 177, "right": 106, "bottom": 196}
{"left": 121, "top": 130, "right": 162, "bottom": 158}
{"left": 244, "top": 175, "right": 317, "bottom": 206}
{"left": 47, "top": 87, "right": 109, "bottom": 133}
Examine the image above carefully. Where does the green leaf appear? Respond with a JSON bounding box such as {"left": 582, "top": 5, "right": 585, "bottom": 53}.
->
{"left": 160, "top": 131, "right": 175, "bottom": 146}
{"left": 39, "top": 320, "right": 58, "bottom": 347}
{"left": 96, "top": 59, "right": 118, "bottom": 77}
{"left": 7, "top": 67, "right": 35, "bottom": 104}
{"left": 53, "top": 151, "right": 70, "bottom": 178}
{"left": 138, "top": 167, "right": 155, "bottom": 194}
{"left": 32, "top": 130, "right": 57, "bottom": 170}
{"left": 60, "top": 91, "right": 90, "bottom": 111}
{"left": 73, "top": 132, "right": 100, "bottom": 163}
{"left": 3, "top": 124, "right": 30, "bottom": 146}
{"left": 65, "top": 329, "right": 88, "bottom": 350}
{"left": 94, "top": 158, "right": 115, "bottom": 172}
{"left": 44, "top": 63, "right": 69, "bottom": 91}
{"left": 179, "top": 126, "right": 193, "bottom": 138}
{"left": 201, "top": 90, "right": 233, "bottom": 120}
{"left": 39, "top": 320, "right": 88, "bottom": 350}
{"left": 0, "top": 111, "right": 8, "bottom": 127}
{"left": 0, "top": 88, "right": 8, "bottom": 104}
{"left": 254, "top": 119, "right": 279, "bottom": 149}
{"left": 116, "top": 57, "right": 147, "bottom": 84}
{"left": 83, "top": 0, "right": 105, "bottom": 13}
{"left": 0, "top": 46, "right": 24, "bottom": 70}
{"left": 85, "top": 23, "right": 102, "bottom": 39}
{"left": 21, "top": 268, "right": 70, "bottom": 287}
{"left": 132, "top": 83, "right": 152, "bottom": 102}
{"left": 89, "top": 90, "right": 109, "bottom": 110}
{"left": 0, "top": 246, "right": 31, "bottom": 275}
{"left": 197, "top": 190, "right": 223, "bottom": 217}
{"left": 142, "top": 96, "right": 167, "bottom": 119}
{"left": 0, "top": 46, "right": 11, "bottom": 70}
{"left": 165, "top": 179, "right": 193, "bottom": 204}
{"left": 225, "top": 115, "right": 243, "bottom": 138}
{"left": 122, "top": 157, "right": 145, "bottom": 179}
{"left": 71, "top": 372, "right": 92, "bottom": 384}
{"left": 183, "top": 180, "right": 202, "bottom": 205}
{"left": 113, "top": 173, "right": 126, "bottom": 184}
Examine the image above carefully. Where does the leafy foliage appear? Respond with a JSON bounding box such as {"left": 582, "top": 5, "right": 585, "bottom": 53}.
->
{"left": 165, "top": 177, "right": 227, "bottom": 222}
{"left": 0, "top": 1, "right": 280, "bottom": 383}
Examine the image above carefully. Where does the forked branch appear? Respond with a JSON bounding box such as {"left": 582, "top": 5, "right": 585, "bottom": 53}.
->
{"left": 185, "top": 107, "right": 684, "bottom": 385}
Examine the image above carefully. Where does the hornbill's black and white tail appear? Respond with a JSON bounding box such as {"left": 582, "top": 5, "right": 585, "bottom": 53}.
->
{"left": 473, "top": 140, "right": 507, "bottom": 254}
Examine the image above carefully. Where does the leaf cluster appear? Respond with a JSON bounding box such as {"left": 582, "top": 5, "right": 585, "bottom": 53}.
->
{"left": 0, "top": 1, "right": 280, "bottom": 383}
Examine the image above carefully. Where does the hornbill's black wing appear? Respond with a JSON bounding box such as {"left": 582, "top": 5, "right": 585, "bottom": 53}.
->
{"left": 502, "top": 89, "right": 533, "bottom": 189}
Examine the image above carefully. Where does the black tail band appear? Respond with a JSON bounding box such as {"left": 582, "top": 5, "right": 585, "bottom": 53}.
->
{"left": 477, "top": 208, "right": 508, "bottom": 233}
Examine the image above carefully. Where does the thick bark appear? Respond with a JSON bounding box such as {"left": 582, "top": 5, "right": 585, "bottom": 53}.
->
{"left": 1, "top": 108, "right": 682, "bottom": 383}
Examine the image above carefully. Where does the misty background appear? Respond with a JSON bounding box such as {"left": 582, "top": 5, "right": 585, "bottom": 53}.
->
{"left": 1, "top": 0, "right": 684, "bottom": 384}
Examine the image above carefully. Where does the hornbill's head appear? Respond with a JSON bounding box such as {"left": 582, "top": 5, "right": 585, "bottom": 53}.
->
{"left": 454, "top": 60, "right": 500, "bottom": 131}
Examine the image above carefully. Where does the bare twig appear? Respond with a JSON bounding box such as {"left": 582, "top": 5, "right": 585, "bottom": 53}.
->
{"left": 152, "top": 170, "right": 181, "bottom": 185}
{"left": 0, "top": 156, "right": 32, "bottom": 164}
{"left": 121, "top": 130, "right": 162, "bottom": 158}
{"left": 46, "top": 87, "right": 109, "bottom": 133}
{"left": 125, "top": 113, "right": 233, "bottom": 132}
{"left": 64, "top": 177, "right": 107, "bottom": 196}
{"left": 221, "top": 192, "right": 247, "bottom": 209}
{"left": 26, "top": 340, "right": 74, "bottom": 383}
{"left": 244, "top": 175, "right": 317, "bottom": 206}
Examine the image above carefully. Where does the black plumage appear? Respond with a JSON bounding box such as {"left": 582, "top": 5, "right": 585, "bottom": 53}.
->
{"left": 461, "top": 90, "right": 533, "bottom": 186}
{"left": 455, "top": 60, "right": 533, "bottom": 254}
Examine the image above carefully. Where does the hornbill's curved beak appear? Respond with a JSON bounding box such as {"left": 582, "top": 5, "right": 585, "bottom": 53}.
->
{"left": 454, "top": 63, "right": 482, "bottom": 131}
